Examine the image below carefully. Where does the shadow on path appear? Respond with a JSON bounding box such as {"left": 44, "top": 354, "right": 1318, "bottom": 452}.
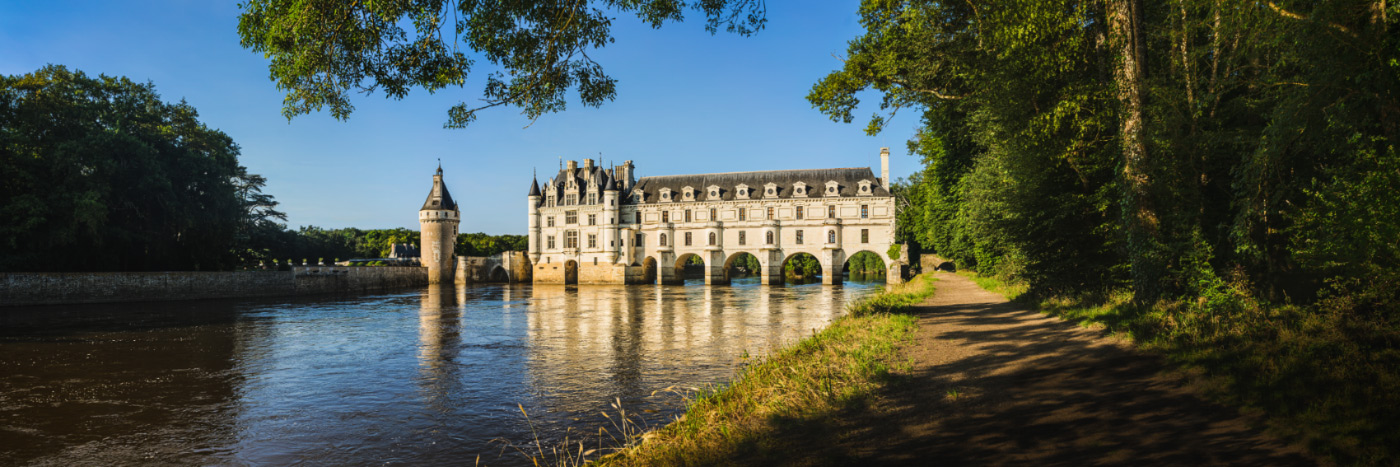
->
{"left": 777, "top": 272, "right": 1314, "bottom": 466}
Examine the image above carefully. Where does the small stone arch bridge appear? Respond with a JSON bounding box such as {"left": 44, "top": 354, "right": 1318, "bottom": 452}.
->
{"left": 455, "top": 251, "right": 532, "bottom": 284}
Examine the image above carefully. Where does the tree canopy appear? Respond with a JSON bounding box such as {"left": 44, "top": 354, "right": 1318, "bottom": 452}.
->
{"left": 0, "top": 65, "right": 281, "bottom": 272}
{"left": 236, "top": 0, "right": 766, "bottom": 127}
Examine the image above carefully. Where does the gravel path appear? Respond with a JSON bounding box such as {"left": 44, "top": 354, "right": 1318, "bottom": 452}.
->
{"left": 798, "top": 272, "right": 1316, "bottom": 466}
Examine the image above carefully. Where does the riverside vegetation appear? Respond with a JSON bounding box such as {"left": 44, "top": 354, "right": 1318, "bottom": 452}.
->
{"left": 805, "top": 1, "right": 1400, "bottom": 464}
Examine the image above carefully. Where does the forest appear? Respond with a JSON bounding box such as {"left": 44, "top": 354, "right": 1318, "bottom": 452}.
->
{"left": 809, "top": 1, "right": 1399, "bottom": 463}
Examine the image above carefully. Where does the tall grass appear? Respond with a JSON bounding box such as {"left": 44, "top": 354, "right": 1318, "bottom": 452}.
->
{"left": 966, "top": 272, "right": 1400, "bottom": 465}
{"left": 594, "top": 275, "right": 935, "bottom": 466}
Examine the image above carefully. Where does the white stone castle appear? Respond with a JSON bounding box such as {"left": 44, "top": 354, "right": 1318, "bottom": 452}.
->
{"left": 528, "top": 148, "right": 903, "bottom": 285}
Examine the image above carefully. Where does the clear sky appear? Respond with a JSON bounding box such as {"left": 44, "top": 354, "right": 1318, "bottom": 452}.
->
{"left": 0, "top": 1, "right": 914, "bottom": 234}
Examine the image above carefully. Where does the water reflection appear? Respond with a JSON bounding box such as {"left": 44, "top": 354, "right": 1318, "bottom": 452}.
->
{"left": 1, "top": 279, "right": 879, "bottom": 466}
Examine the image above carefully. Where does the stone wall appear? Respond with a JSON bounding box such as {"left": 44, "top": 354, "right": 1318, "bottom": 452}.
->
{"left": 1, "top": 266, "right": 427, "bottom": 306}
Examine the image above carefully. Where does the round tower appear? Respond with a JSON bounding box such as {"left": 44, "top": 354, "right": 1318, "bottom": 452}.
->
{"left": 528, "top": 175, "right": 542, "bottom": 263}
{"left": 419, "top": 165, "right": 460, "bottom": 284}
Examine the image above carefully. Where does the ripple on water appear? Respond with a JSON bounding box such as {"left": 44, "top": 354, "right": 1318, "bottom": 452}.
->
{"left": 0, "top": 280, "right": 881, "bottom": 466}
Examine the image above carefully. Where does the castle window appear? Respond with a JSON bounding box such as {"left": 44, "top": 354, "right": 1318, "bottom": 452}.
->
{"left": 660, "top": 233, "right": 668, "bottom": 246}
{"left": 684, "top": 232, "right": 692, "bottom": 246}
{"left": 588, "top": 214, "right": 596, "bottom": 226}
{"left": 547, "top": 196, "right": 555, "bottom": 207}
{"left": 565, "top": 231, "right": 578, "bottom": 248}
{"left": 796, "top": 206, "right": 803, "bottom": 220}
{"left": 766, "top": 231, "right": 774, "bottom": 244}
{"left": 635, "top": 212, "right": 641, "bottom": 224}
{"left": 636, "top": 233, "right": 643, "bottom": 245}
{"left": 708, "top": 232, "right": 716, "bottom": 245}
{"left": 587, "top": 193, "right": 596, "bottom": 205}
{"left": 588, "top": 234, "right": 597, "bottom": 248}
{"left": 566, "top": 194, "right": 576, "bottom": 205}
{"left": 828, "top": 205, "right": 835, "bottom": 219}
{"left": 861, "top": 205, "right": 868, "bottom": 219}
{"left": 828, "top": 230, "right": 836, "bottom": 243}
{"left": 662, "top": 211, "right": 669, "bottom": 223}
{"left": 767, "top": 207, "right": 774, "bottom": 220}
{"left": 547, "top": 216, "right": 555, "bottom": 227}
{"left": 566, "top": 211, "right": 578, "bottom": 224}
{"left": 796, "top": 230, "right": 804, "bottom": 244}
{"left": 739, "top": 231, "right": 746, "bottom": 245}
{"left": 739, "top": 209, "right": 747, "bottom": 221}
{"left": 709, "top": 208, "right": 716, "bottom": 221}
{"left": 861, "top": 229, "right": 869, "bottom": 243}
{"left": 684, "top": 210, "right": 691, "bottom": 223}
{"left": 547, "top": 236, "right": 555, "bottom": 249}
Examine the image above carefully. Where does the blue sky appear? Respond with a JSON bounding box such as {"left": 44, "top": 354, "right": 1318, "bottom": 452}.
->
{"left": 1, "top": 1, "right": 914, "bottom": 234}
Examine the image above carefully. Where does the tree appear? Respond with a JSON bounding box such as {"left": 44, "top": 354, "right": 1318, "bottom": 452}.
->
{"left": 0, "top": 65, "right": 273, "bottom": 272}
{"left": 236, "top": 0, "right": 766, "bottom": 127}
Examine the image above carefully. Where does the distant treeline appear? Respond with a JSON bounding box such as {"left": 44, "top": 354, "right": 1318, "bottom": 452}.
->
{"left": 268, "top": 227, "right": 527, "bottom": 263}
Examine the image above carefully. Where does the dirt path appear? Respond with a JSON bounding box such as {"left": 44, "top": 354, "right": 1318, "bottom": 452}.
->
{"left": 793, "top": 272, "right": 1315, "bottom": 465}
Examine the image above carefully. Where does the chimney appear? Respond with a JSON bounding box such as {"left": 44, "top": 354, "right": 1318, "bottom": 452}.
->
{"left": 567, "top": 159, "right": 578, "bottom": 171}
{"left": 880, "top": 147, "right": 890, "bottom": 188}
{"left": 583, "top": 158, "right": 594, "bottom": 170}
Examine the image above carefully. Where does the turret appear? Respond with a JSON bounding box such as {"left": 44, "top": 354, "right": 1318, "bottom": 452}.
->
{"left": 528, "top": 175, "right": 542, "bottom": 262}
{"left": 419, "top": 165, "right": 460, "bottom": 284}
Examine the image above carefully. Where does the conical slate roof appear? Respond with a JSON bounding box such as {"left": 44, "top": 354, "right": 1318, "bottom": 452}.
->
{"left": 421, "top": 166, "right": 458, "bottom": 211}
{"left": 529, "top": 178, "right": 541, "bottom": 197}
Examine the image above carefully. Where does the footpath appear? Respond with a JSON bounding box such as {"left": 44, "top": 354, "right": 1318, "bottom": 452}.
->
{"left": 788, "top": 271, "right": 1317, "bottom": 465}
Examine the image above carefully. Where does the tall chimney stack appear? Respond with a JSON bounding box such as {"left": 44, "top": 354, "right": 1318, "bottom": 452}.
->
{"left": 567, "top": 159, "right": 578, "bottom": 171}
{"left": 880, "top": 147, "right": 890, "bottom": 188}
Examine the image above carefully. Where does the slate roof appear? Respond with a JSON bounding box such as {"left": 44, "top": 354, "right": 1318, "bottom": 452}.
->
{"left": 421, "top": 167, "right": 458, "bottom": 211}
{"left": 630, "top": 167, "right": 889, "bottom": 204}
{"left": 541, "top": 165, "right": 622, "bottom": 197}
{"left": 528, "top": 178, "right": 541, "bottom": 197}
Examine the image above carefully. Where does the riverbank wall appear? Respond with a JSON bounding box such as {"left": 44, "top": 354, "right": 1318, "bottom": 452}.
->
{"left": 0, "top": 266, "right": 428, "bottom": 306}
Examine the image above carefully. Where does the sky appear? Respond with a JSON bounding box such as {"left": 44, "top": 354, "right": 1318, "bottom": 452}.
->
{"left": 0, "top": 1, "right": 916, "bottom": 234}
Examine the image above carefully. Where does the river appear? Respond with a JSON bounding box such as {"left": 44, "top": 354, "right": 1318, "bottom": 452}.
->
{"left": 0, "top": 277, "right": 881, "bottom": 465}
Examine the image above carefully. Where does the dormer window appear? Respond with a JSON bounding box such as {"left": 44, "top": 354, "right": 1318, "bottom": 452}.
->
{"left": 793, "top": 182, "right": 809, "bottom": 198}
{"left": 660, "top": 188, "right": 673, "bottom": 202}
{"left": 857, "top": 180, "right": 874, "bottom": 196}
{"left": 735, "top": 184, "right": 751, "bottom": 199}
{"left": 706, "top": 185, "right": 722, "bottom": 201}
{"left": 764, "top": 183, "right": 779, "bottom": 198}
{"left": 682, "top": 186, "right": 695, "bottom": 200}
{"left": 825, "top": 181, "right": 840, "bottom": 196}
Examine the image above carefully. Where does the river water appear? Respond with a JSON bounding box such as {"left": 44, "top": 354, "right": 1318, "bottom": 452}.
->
{"left": 0, "top": 277, "right": 880, "bottom": 465}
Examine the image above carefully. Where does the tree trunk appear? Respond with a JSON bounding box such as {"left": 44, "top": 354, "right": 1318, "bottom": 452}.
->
{"left": 1110, "top": 0, "right": 1162, "bottom": 304}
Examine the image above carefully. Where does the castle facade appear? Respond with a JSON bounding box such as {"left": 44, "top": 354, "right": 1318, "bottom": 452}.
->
{"left": 528, "top": 149, "right": 903, "bottom": 285}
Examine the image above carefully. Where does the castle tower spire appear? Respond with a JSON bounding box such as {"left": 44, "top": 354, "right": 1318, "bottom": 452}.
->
{"left": 420, "top": 165, "right": 460, "bottom": 284}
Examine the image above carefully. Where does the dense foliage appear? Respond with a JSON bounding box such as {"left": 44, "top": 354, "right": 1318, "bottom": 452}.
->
{"left": 0, "top": 66, "right": 281, "bottom": 272}
{"left": 236, "top": 0, "right": 765, "bottom": 127}
{"left": 812, "top": 1, "right": 1400, "bottom": 462}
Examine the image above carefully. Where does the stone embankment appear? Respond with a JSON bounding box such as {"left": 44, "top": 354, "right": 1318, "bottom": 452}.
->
{"left": 0, "top": 266, "right": 427, "bottom": 306}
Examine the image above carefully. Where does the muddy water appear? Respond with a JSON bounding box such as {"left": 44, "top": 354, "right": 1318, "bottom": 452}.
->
{"left": 0, "top": 278, "right": 879, "bottom": 465}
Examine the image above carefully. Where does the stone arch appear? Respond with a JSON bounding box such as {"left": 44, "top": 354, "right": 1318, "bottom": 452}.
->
{"left": 564, "top": 260, "right": 578, "bottom": 285}
{"left": 489, "top": 265, "right": 508, "bottom": 282}
{"left": 781, "top": 251, "right": 824, "bottom": 284}
{"left": 722, "top": 251, "right": 762, "bottom": 282}
{"left": 641, "top": 256, "right": 658, "bottom": 284}
{"left": 675, "top": 252, "right": 705, "bottom": 281}
{"left": 842, "top": 250, "right": 887, "bottom": 281}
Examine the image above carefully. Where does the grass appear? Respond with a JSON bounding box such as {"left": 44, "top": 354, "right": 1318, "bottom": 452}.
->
{"left": 962, "top": 271, "right": 1400, "bottom": 466}
{"left": 592, "top": 274, "right": 937, "bottom": 466}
